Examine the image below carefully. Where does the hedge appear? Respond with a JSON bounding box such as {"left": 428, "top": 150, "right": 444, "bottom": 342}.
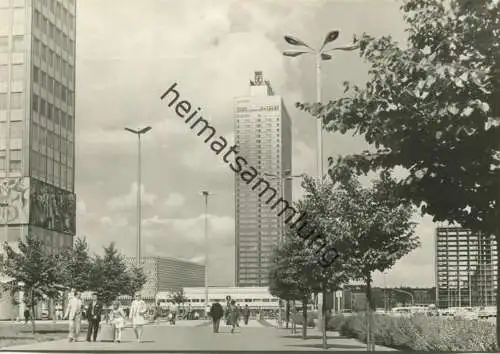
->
{"left": 326, "top": 313, "right": 497, "bottom": 351}
{"left": 291, "top": 311, "right": 318, "bottom": 327}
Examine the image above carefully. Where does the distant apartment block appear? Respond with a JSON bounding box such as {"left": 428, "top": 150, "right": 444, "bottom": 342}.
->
{"left": 124, "top": 256, "right": 205, "bottom": 299}
{"left": 435, "top": 227, "right": 498, "bottom": 308}
{"left": 234, "top": 71, "right": 292, "bottom": 287}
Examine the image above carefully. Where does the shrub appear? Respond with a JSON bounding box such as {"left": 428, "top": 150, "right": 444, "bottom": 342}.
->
{"left": 327, "top": 313, "right": 497, "bottom": 351}
{"left": 292, "top": 311, "right": 317, "bottom": 327}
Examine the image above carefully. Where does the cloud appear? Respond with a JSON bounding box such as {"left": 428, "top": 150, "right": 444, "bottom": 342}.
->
{"left": 143, "top": 214, "right": 234, "bottom": 243}
{"left": 99, "top": 215, "right": 129, "bottom": 228}
{"left": 164, "top": 193, "right": 186, "bottom": 208}
{"left": 106, "top": 182, "right": 157, "bottom": 211}
{"left": 75, "top": 0, "right": 431, "bottom": 287}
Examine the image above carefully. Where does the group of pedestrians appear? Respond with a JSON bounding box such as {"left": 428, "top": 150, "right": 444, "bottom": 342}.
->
{"left": 208, "top": 296, "right": 251, "bottom": 333}
{"left": 64, "top": 290, "right": 148, "bottom": 344}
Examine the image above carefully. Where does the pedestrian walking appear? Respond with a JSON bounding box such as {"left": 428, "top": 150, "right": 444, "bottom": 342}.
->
{"left": 64, "top": 290, "right": 83, "bottom": 342}
{"left": 110, "top": 301, "right": 126, "bottom": 343}
{"left": 186, "top": 304, "right": 192, "bottom": 320}
{"left": 169, "top": 301, "right": 178, "bottom": 325}
{"left": 129, "top": 292, "right": 147, "bottom": 343}
{"left": 228, "top": 300, "right": 239, "bottom": 333}
{"left": 85, "top": 294, "right": 103, "bottom": 342}
{"left": 225, "top": 295, "right": 231, "bottom": 326}
{"left": 24, "top": 309, "right": 30, "bottom": 324}
{"left": 236, "top": 304, "right": 242, "bottom": 327}
{"left": 243, "top": 305, "right": 250, "bottom": 325}
{"left": 209, "top": 300, "right": 224, "bottom": 333}
{"left": 153, "top": 301, "right": 161, "bottom": 325}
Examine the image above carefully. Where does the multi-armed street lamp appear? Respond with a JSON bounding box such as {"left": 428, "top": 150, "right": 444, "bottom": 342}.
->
{"left": 283, "top": 30, "right": 358, "bottom": 320}
{"left": 283, "top": 31, "right": 358, "bottom": 179}
{"left": 125, "top": 126, "right": 152, "bottom": 267}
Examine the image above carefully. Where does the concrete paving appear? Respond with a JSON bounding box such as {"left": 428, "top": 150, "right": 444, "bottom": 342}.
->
{"left": 2, "top": 319, "right": 397, "bottom": 352}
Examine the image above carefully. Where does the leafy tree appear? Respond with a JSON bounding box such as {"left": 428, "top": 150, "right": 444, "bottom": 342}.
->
{"left": 91, "top": 243, "right": 130, "bottom": 306}
{"left": 333, "top": 169, "right": 418, "bottom": 350}
{"left": 292, "top": 177, "right": 352, "bottom": 349}
{"left": 269, "top": 228, "right": 315, "bottom": 338}
{"left": 297, "top": 0, "right": 500, "bottom": 346}
{"left": 124, "top": 265, "right": 147, "bottom": 297}
{"left": 58, "top": 237, "right": 93, "bottom": 292}
{"left": 168, "top": 288, "right": 188, "bottom": 305}
{"left": 1, "top": 236, "right": 63, "bottom": 333}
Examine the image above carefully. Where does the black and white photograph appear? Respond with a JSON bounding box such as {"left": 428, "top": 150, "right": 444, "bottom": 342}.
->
{"left": 0, "top": 0, "right": 498, "bottom": 352}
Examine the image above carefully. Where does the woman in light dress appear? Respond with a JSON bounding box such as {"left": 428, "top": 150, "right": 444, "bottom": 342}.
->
{"left": 129, "top": 292, "right": 147, "bottom": 343}
{"left": 110, "top": 301, "right": 126, "bottom": 343}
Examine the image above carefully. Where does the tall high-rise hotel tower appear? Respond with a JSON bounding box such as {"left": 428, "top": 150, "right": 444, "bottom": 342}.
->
{"left": 234, "top": 71, "right": 292, "bottom": 287}
{"left": 0, "top": 0, "right": 77, "bottom": 317}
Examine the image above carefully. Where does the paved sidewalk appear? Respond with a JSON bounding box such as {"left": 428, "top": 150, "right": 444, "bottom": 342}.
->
{"left": 3, "top": 321, "right": 397, "bottom": 352}
{"left": 264, "top": 319, "right": 397, "bottom": 351}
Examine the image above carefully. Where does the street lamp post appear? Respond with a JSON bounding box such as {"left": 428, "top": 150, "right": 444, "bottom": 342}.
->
{"left": 283, "top": 31, "right": 358, "bottom": 323}
{"left": 283, "top": 31, "right": 358, "bottom": 179}
{"left": 201, "top": 191, "right": 213, "bottom": 318}
{"left": 125, "top": 126, "right": 152, "bottom": 267}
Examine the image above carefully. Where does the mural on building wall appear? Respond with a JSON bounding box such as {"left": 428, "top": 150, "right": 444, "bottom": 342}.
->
{"left": 29, "top": 178, "right": 76, "bottom": 235}
{"left": 0, "top": 177, "right": 30, "bottom": 225}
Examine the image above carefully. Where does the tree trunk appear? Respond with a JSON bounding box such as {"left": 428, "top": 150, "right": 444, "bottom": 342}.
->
{"left": 366, "top": 274, "right": 375, "bottom": 351}
{"left": 302, "top": 297, "right": 308, "bottom": 339}
{"left": 285, "top": 301, "right": 290, "bottom": 329}
{"left": 321, "top": 284, "right": 328, "bottom": 350}
{"left": 31, "top": 300, "right": 36, "bottom": 334}
{"left": 291, "top": 300, "right": 296, "bottom": 334}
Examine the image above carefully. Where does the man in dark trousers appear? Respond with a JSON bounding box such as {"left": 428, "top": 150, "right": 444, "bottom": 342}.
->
{"left": 243, "top": 304, "right": 250, "bottom": 325}
{"left": 85, "top": 294, "right": 102, "bottom": 342}
{"left": 209, "top": 300, "right": 224, "bottom": 333}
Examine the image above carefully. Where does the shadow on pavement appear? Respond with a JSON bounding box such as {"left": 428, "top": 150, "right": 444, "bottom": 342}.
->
{"left": 281, "top": 334, "right": 347, "bottom": 340}
{"left": 286, "top": 342, "right": 367, "bottom": 350}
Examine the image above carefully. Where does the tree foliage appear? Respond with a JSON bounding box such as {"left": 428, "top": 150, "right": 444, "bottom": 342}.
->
{"left": 92, "top": 243, "right": 132, "bottom": 306}
{"left": 298, "top": 0, "right": 499, "bottom": 346}
{"left": 125, "top": 265, "right": 147, "bottom": 297}
{"left": 168, "top": 288, "right": 188, "bottom": 304}
{"left": 298, "top": 0, "right": 499, "bottom": 233}
{"left": 269, "top": 225, "right": 317, "bottom": 338}
{"left": 1, "top": 235, "right": 63, "bottom": 333}
{"left": 58, "top": 237, "right": 93, "bottom": 292}
{"left": 333, "top": 169, "right": 419, "bottom": 281}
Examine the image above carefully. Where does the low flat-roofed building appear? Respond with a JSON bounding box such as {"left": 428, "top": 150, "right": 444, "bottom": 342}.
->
{"left": 157, "top": 287, "right": 280, "bottom": 310}
{"left": 82, "top": 256, "right": 205, "bottom": 302}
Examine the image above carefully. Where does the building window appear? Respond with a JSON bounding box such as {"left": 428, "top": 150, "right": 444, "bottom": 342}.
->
{"left": 40, "top": 71, "right": 46, "bottom": 89}
{"left": 40, "top": 98, "right": 46, "bottom": 116}
{"left": 11, "top": 64, "right": 24, "bottom": 81}
{"left": 0, "top": 36, "right": 7, "bottom": 53}
{"left": 33, "top": 66, "right": 39, "bottom": 83}
{"left": 0, "top": 93, "right": 6, "bottom": 109}
{"left": 9, "top": 160, "right": 21, "bottom": 172}
{"left": 10, "top": 93, "right": 23, "bottom": 109}
{"left": 10, "top": 149, "right": 22, "bottom": 161}
{"left": 12, "top": 36, "right": 24, "bottom": 52}
{"left": 0, "top": 65, "right": 6, "bottom": 81}
{"left": 10, "top": 122, "right": 23, "bottom": 138}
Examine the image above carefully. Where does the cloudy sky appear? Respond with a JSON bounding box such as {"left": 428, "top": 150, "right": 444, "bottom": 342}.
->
{"left": 75, "top": 0, "right": 436, "bottom": 288}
